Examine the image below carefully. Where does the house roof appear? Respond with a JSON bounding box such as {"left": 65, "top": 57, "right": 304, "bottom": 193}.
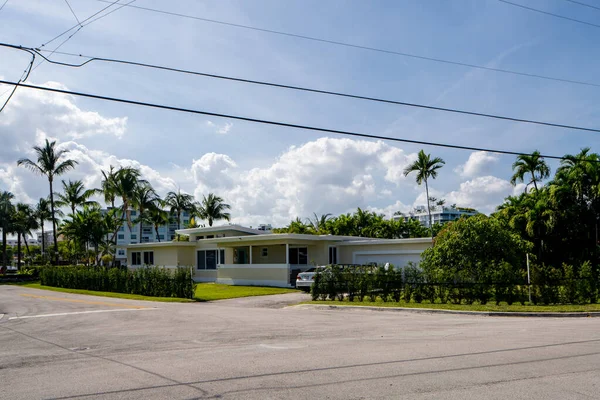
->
{"left": 197, "top": 233, "right": 432, "bottom": 245}
{"left": 175, "top": 224, "right": 267, "bottom": 236}
{"left": 126, "top": 241, "right": 197, "bottom": 248}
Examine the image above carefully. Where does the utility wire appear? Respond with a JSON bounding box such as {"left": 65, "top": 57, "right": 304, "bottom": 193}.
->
{"left": 498, "top": 0, "right": 600, "bottom": 29}
{"left": 0, "top": 78, "right": 588, "bottom": 162}
{"left": 0, "top": 0, "right": 8, "bottom": 12}
{"left": 34, "top": 0, "right": 134, "bottom": 72}
{"left": 0, "top": 50, "right": 35, "bottom": 113}
{"left": 42, "top": 0, "right": 122, "bottom": 48}
{"left": 91, "top": 0, "right": 600, "bottom": 89}
{"left": 64, "top": 0, "right": 81, "bottom": 25}
{"left": 563, "top": 0, "right": 600, "bottom": 12}
{"left": 3, "top": 42, "right": 598, "bottom": 134}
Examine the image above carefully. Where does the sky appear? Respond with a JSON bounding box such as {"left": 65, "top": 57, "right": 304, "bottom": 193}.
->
{"left": 1, "top": 0, "right": 599, "bottom": 228}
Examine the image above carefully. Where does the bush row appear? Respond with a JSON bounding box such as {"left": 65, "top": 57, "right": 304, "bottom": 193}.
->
{"left": 40, "top": 266, "right": 195, "bottom": 299}
{"left": 311, "top": 262, "right": 599, "bottom": 305}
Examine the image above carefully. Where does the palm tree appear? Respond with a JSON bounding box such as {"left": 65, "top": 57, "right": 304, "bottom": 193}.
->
{"left": 13, "top": 203, "right": 37, "bottom": 268}
{"left": 0, "top": 191, "right": 15, "bottom": 268}
{"left": 131, "top": 183, "right": 158, "bottom": 239}
{"left": 17, "top": 139, "right": 78, "bottom": 264}
{"left": 143, "top": 206, "right": 169, "bottom": 242}
{"left": 34, "top": 197, "right": 52, "bottom": 262}
{"left": 510, "top": 151, "right": 550, "bottom": 192}
{"left": 306, "top": 213, "right": 332, "bottom": 234}
{"left": 112, "top": 167, "right": 145, "bottom": 231}
{"left": 164, "top": 190, "right": 194, "bottom": 230}
{"left": 196, "top": 193, "right": 231, "bottom": 227}
{"left": 100, "top": 166, "right": 119, "bottom": 209}
{"left": 403, "top": 150, "right": 445, "bottom": 238}
{"left": 56, "top": 179, "right": 98, "bottom": 215}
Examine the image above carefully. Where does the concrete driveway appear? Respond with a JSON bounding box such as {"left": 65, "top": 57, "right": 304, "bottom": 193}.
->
{"left": 1, "top": 285, "right": 599, "bottom": 399}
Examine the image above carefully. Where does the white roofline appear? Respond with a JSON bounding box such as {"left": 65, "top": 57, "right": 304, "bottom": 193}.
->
{"left": 126, "top": 241, "right": 196, "bottom": 248}
{"left": 175, "top": 224, "right": 266, "bottom": 236}
{"left": 196, "top": 233, "right": 431, "bottom": 244}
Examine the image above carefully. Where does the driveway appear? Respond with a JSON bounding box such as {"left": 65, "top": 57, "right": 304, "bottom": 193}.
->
{"left": 211, "top": 291, "right": 311, "bottom": 308}
{"left": 1, "top": 285, "right": 599, "bottom": 399}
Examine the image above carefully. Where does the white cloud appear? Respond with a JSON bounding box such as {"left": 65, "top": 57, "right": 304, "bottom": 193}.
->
{"left": 205, "top": 120, "right": 233, "bottom": 135}
{"left": 454, "top": 151, "right": 499, "bottom": 178}
{"left": 444, "top": 176, "right": 514, "bottom": 213}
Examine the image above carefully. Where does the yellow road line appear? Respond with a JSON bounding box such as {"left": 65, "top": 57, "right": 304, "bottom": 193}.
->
{"left": 19, "top": 293, "right": 149, "bottom": 309}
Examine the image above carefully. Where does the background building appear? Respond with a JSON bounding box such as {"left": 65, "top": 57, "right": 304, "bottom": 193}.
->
{"left": 393, "top": 206, "right": 478, "bottom": 228}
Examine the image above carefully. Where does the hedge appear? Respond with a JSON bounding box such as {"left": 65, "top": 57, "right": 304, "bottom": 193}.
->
{"left": 40, "top": 266, "right": 195, "bottom": 299}
{"left": 311, "top": 262, "right": 599, "bottom": 305}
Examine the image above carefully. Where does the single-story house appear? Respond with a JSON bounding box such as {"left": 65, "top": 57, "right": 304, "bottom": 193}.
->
{"left": 126, "top": 225, "right": 432, "bottom": 288}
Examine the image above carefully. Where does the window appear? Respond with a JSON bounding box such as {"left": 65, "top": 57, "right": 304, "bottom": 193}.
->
{"left": 288, "top": 247, "right": 308, "bottom": 265}
{"left": 261, "top": 247, "right": 268, "bottom": 257}
{"left": 131, "top": 234, "right": 137, "bottom": 240}
{"left": 143, "top": 251, "right": 154, "bottom": 265}
{"left": 158, "top": 235, "right": 164, "bottom": 240}
{"left": 183, "top": 211, "right": 189, "bottom": 217}
{"left": 328, "top": 247, "right": 337, "bottom": 264}
{"left": 132, "top": 252, "right": 141, "bottom": 265}
{"left": 119, "top": 226, "right": 124, "bottom": 232}
{"left": 197, "top": 250, "right": 217, "bottom": 270}
{"left": 117, "top": 234, "right": 124, "bottom": 240}
{"left": 117, "top": 250, "right": 125, "bottom": 256}
{"left": 207, "top": 235, "right": 214, "bottom": 239}
{"left": 219, "top": 249, "right": 225, "bottom": 264}
{"left": 183, "top": 219, "right": 189, "bottom": 225}
{"left": 131, "top": 210, "right": 137, "bottom": 216}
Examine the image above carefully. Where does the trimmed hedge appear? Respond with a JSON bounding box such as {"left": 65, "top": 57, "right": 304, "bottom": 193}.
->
{"left": 311, "top": 262, "right": 599, "bottom": 305}
{"left": 40, "top": 266, "right": 195, "bottom": 299}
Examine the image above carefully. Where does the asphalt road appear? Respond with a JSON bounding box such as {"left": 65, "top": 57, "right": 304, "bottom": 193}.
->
{"left": 1, "top": 285, "right": 599, "bottom": 400}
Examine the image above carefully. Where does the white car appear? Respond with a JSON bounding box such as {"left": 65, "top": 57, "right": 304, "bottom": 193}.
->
{"left": 295, "top": 267, "right": 324, "bottom": 291}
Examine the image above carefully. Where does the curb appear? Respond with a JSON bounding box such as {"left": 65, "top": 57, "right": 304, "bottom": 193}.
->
{"left": 293, "top": 304, "right": 600, "bottom": 318}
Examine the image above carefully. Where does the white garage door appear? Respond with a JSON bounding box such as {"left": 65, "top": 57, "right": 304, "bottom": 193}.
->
{"left": 354, "top": 253, "right": 421, "bottom": 268}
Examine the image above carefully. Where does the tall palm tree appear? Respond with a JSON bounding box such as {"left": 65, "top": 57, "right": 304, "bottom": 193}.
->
{"left": 164, "top": 190, "right": 194, "bottom": 230}
{"left": 132, "top": 183, "right": 158, "bottom": 239}
{"left": 112, "top": 167, "right": 145, "bottom": 231}
{"left": 510, "top": 150, "right": 550, "bottom": 193}
{"left": 0, "top": 191, "right": 15, "bottom": 268}
{"left": 56, "top": 179, "right": 98, "bottom": 215}
{"left": 17, "top": 139, "right": 78, "bottom": 264}
{"left": 13, "top": 203, "right": 37, "bottom": 268}
{"left": 403, "top": 150, "right": 445, "bottom": 238}
{"left": 143, "top": 206, "right": 169, "bottom": 242}
{"left": 196, "top": 193, "right": 231, "bottom": 227}
{"left": 34, "top": 197, "right": 52, "bottom": 262}
{"left": 100, "top": 165, "right": 119, "bottom": 209}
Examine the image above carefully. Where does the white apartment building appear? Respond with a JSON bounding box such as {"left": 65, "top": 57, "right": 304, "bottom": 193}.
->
{"left": 393, "top": 206, "right": 478, "bottom": 228}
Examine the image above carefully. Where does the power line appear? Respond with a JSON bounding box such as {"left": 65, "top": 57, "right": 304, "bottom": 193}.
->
{"left": 42, "top": 0, "right": 122, "bottom": 48}
{"left": 63, "top": 0, "right": 81, "bottom": 25}
{"left": 90, "top": 0, "right": 600, "bottom": 89}
{"left": 0, "top": 78, "right": 587, "bottom": 162}
{"left": 0, "top": 0, "right": 8, "bottom": 12}
{"left": 498, "top": 0, "right": 600, "bottom": 29}
{"left": 0, "top": 50, "right": 35, "bottom": 113}
{"left": 4, "top": 42, "right": 599, "bottom": 134}
{"left": 563, "top": 0, "right": 600, "bottom": 12}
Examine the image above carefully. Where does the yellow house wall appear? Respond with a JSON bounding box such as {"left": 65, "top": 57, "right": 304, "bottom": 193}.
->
{"left": 217, "top": 266, "right": 288, "bottom": 282}
{"left": 177, "top": 247, "right": 195, "bottom": 267}
{"left": 337, "top": 242, "right": 432, "bottom": 264}
{"left": 251, "top": 245, "right": 286, "bottom": 264}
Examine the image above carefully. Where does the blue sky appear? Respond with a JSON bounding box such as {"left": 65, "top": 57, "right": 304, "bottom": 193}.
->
{"left": 1, "top": 0, "right": 599, "bottom": 226}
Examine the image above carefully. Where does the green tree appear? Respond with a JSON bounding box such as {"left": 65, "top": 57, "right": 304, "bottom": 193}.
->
{"left": 34, "top": 197, "right": 52, "bottom": 263}
{"left": 100, "top": 165, "right": 119, "bottom": 209}
{"left": 165, "top": 190, "right": 194, "bottom": 230}
{"left": 17, "top": 139, "right": 78, "bottom": 264}
{"left": 0, "top": 191, "right": 15, "bottom": 268}
{"left": 56, "top": 179, "right": 98, "bottom": 215}
{"left": 13, "top": 203, "right": 38, "bottom": 268}
{"left": 306, "top": 213, "right": 332, "bottom": 234}
{"left": 510, "top": 150, "right": 550, "bottom": 192}
{"left": 143, "top": 206, "right": 169, "bottom": 242}
{"left": 131, "top": 183, "right": 158, "bottom": 239}
{"left": 113, "top": 167, "right": 145, "bottom": 232}
{"left": 196, "top": 193, "right": 231, "bottom": 227}
{"left": 403, "top": 150, "right": 445, "bottom": 238}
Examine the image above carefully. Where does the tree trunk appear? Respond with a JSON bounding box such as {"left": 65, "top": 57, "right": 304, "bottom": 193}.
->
{"left": 17, "top": 233, "right": 21, "bottom": 271}
{"left": 2, "top": 220, "right": 7, "bottom": 268}
{"left": 177, "top": 210, "right": 181, "bottom": 230}
{"left": 155, "top": 226, "right": 161, "bottom": 242}
{"left": 49, "top": 178, "right": 59, "bottom": 265}
{"left": 24, "top": 235, "right": 30, "bottom": 260}
{"left": 425, "top": 178, "right": 433, "bottom": 239}
{"left": 40, "top": 219, "right": 45, "bottom": 264}
{"left": 139, "top": 207, "right": 143, "bottom": 242}
{"left": 532, "top": 172, "right": 538, "bottom": 192}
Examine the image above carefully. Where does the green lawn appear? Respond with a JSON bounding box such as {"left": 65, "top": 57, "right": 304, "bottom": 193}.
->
{"left": 194, "top": 283, "right": 298, "bottom": 301}
{"left": 8, "top": 282, "right": 298, "bottom": 302}
{"left": 308, "top": 299, "right": 600, "bottom": 313}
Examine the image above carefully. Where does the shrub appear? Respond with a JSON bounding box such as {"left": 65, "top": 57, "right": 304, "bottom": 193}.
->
{"left": 40, "top": 265, "right": 194, "bottom": 299}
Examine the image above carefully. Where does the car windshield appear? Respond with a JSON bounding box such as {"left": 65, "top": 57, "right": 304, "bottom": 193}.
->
{"left": 304, "top": 268, "right": 316, "bottom": 273}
